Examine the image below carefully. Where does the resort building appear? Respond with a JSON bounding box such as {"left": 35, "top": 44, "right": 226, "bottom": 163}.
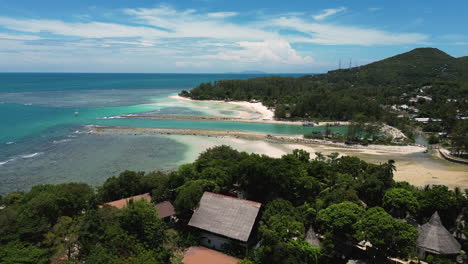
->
{"left": 154, "top": 200, "right": 176, "bottom": 223}
{"left": 102, "top": 193, "right": 152, "bottom": 209}
{"left": 101, "top": 193, "right": 175, "bottom": 221}
{"left": 188, "top": 192, "right": 262, "bottom": 250}
{"left": 182, "top": 246, "right": 240, "bottom": 264}
{"left": 417, "top": 212, "right": 461, "bottom": 258}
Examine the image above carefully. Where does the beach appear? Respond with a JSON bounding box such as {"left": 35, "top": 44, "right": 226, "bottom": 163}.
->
{"left": 169, "top": 95, "right": 277, "bottom": 121}
{"left": 88, "top": 125, "right": 468, "bottom": 189}
{"left": 90, "top": 95, "right": 468, "bottom": 189}
{"left": 2, "top": 76, "right": 466, "bottom": 195}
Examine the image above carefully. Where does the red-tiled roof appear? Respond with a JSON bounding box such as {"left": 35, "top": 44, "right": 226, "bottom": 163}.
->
{"left": 103, "top": 193, "right": 151, "bottom": 209}
{"left": 182, "top": 246, "right": 240, "bottom": 264}
{"left": 155, "top": 201, "right": 175, "bottom": 218}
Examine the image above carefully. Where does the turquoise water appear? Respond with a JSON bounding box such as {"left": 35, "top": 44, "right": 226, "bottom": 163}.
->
{"left": 0, "top": 73, "right": 306, "bottom": 194}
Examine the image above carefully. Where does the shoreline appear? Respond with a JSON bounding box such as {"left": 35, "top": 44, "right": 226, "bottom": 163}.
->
{"left": 169, "top": 95, "right": 276, "bottom": 121}
{"left": 118, "top": 114, "right": 306, "bottom": 125}
{"left": 88, "top": 125, "right": 425, "bottom": 155}
{"left": 87, "top": 125, "right": 468, "bottom": 189}
{"left": 170, "top": 94, "right": 351, "bottom": 126}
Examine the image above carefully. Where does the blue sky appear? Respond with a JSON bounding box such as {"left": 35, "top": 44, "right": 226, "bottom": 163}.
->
{"left": 0, "top": 0, "right": 467, "bottom": 73}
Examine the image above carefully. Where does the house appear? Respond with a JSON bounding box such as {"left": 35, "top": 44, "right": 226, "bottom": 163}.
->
{"left": 155, "top": 200, "right": 176, "bottom": 223}
{"left": 102, "top": 193, "right": 152, "bottom": 209}
{"left": 182, "top": 246, "right": 240, "bottom": 264}
{"left": 101, "top": 193, "right": 175, "bottom": 221}
{"left": 417, "top": 212, "right": 461, "bottom": 258}
{"left": 414, "top": 118, "right": 430, "bottom": 123}
{"left": 188, "top": 192, "right": 262, "bottom": 250}
{"left": 417, "top": 95, "right": 433, "bottom": 101}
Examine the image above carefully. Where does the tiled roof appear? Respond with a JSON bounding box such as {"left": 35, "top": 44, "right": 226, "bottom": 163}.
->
{"left": 103, "top": 193, "right": 151, "bottom": 209}
{"left": 155, "top": 201, "right": 175, "bottom": 218}
{"left": 182, "top": 246, "right": 240, "bottom": 264}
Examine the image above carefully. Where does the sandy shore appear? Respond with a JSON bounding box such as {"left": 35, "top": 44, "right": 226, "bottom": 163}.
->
{"left": 88, "top": 125, "right": 468, "bottom": 189}
{"left": 89, "top": 126, "right": 425, "bottom": 155}
{"left": 170, "top": 95, "right": 276, "bottom": 121}
{"left": 118, "top": 114, "right": 305, "bottom": 125}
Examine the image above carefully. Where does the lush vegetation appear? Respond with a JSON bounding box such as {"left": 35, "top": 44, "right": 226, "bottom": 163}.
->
{"left": 1, "top": 146, "right": 468, "bottom": 263}
{"left": 181, "top": 48, "right": 468, "bottom": 146}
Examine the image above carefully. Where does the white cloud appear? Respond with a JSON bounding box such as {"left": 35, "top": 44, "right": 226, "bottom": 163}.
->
{"left": 200, "top": 39, "right": 313, "bottom": 65}
{"left": 313, "top": 7, "right": 346, "bottom": 20}
{"left": 124, "top": 6, "right": 276, "bottom": 41}
{"left": 0, "top": 17, "right": 165, "bottom": 38}
{"left": 0, "top": 5, "right": 432, "bottom": 72}
{"left": 0, "top": 33, "right": 42, "bottom": 40}
{"left": 206, "top": 12, "right": 238, "bottom": 18}
{"left": 272, "top": 17, "right": 428, "bottom": 45}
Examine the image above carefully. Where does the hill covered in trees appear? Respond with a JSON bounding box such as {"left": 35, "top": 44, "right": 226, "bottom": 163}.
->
{"left": 180, "top": 48, "right": 468, "bottom": 127}
{"left": 1, "top": 146, "right": 467, "bottom": 263}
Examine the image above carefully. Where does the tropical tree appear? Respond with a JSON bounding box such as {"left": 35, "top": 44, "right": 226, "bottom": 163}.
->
{"left": 354, "top": 207, "right": 418, "bottom": 261}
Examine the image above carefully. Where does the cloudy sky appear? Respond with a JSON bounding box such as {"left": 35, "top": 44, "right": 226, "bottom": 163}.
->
{"left": 0, "top": 0, "right": 466, "bottom": 73}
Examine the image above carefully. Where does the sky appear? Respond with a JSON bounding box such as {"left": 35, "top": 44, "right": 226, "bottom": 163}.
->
{"left": 0, "top": 0, "right": 467, "bottom": 73}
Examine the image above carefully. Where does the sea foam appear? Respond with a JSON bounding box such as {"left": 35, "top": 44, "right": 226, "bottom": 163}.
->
{"left": 21, "top": 152, "right": 43, "bottom": 159}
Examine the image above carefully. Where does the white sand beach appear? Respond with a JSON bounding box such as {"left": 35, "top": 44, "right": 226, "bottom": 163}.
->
{"left": 169, "top": 95, "right": 275, "bottom": 121}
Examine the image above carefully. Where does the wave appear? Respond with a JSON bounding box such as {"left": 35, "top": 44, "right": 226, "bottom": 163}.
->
{"left": 0, "top": 158, "right": 15, "bottom": 166}
{"left": 0, "top": 152, "right": 43, "bottom": 167}
{"left": 53, "top": 139, "right": 71, "bottom": 144}
{"left": 21, "top": 152, "right": 43, "bottom": 159}
{"left": 5, "top": 142, "right": 15, "bottom": 145}
{"left": 97, "top": 115, "right": 124, "bottom": 119}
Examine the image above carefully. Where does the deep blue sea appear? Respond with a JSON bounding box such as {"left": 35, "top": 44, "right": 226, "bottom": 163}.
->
{"left": 0, "top": 73, "right": 306, "bottom": 194}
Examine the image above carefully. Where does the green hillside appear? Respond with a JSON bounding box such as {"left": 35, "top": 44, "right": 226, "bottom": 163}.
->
{"left": 182, "top": 48, "right": 468, "bottom": 126}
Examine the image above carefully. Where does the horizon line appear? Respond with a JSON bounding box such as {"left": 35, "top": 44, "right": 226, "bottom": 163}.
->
{"left": 0, "top": 72, "right": 319, "bottom": 75}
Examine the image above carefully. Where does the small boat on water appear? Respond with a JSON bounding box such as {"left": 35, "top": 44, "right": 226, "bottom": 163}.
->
{"left": 303, "top": 121, "right": 318, "bottom": 127}
{"left": 74, "top": 111, "right": 79, "bottom": 116}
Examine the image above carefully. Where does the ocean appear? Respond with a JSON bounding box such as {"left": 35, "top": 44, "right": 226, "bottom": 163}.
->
{"left": 0, "top": 73, "right": 306, "bottom": 195}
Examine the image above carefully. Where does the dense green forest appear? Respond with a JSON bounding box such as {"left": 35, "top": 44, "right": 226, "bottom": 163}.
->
{"left": 181, "top": 48, "right": 468, "bottom": 135}
{"left": 1, "top": 146, "right": 467, "bottom": 264}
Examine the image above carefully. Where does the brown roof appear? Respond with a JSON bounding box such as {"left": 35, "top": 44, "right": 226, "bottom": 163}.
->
{"left": 188, "top": 192, "right": 261, "bottom": 242}
{"left": 103, "top": 193, "right": 151, "bottom": 209}
{"left": 155, "top": 201, "right": 175, "bottom": 218}
{"left": 182, "top": 246, "right": 240, "bottom": 264}
{"left": 417, "top": 212, "right": 461, "bottom": 255}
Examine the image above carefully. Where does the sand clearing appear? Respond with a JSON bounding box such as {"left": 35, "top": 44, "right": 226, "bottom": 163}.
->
{"left": 394, "top": 159, "right": 468, "bottom": 189}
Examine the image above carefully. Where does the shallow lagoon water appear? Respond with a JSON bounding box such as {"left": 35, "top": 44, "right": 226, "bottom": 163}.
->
{"left": 1, "top": 73, "right": 465, "bottom": 195}
{"left": 0, "top": 73, "right": 306, "bottom": 195}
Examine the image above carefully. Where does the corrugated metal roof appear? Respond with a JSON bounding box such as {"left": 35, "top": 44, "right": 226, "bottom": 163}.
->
{"left": 188, "top": 192, "right": 261, "bottom": 242}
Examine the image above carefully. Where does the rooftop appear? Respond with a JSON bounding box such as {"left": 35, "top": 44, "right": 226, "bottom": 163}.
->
{"left": 417, "top": 212, "right": 461, "bottom": 255}
{"left": 182, "top": 246, "right": 240, "bottom": 264}
{"left": 155, "top": 201, "right": 175, "bottom": 218}
{"left": 188, "top": 192, "right": 261, "bottom": 242}
{"left": 102, "top": 193, "right": 151, "bottom": 209}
